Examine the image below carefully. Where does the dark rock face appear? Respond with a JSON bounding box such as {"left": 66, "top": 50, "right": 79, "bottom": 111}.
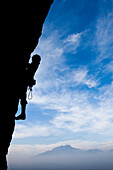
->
{"left": 0, "top": 1, "right": 53, "bottom": 169}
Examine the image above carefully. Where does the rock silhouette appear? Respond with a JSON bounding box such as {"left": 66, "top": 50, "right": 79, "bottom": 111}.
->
{"left": 0, "top": 1, "right": 53, "bottom": 169}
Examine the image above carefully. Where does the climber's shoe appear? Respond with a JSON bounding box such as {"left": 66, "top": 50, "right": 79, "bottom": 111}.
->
{"left": 15, "top": 113, "right": 26, "bottom": 120}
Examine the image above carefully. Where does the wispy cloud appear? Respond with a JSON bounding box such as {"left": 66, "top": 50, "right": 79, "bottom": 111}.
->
{"left": 95, "top": 12, "right": 113, "bottom": 62}
{"left": 71, "top": 67, "right": 99, "bottom": 88}
{"left": 24, "top": 80, "right": 113, "bottom": 139}
{"left": 32, "top": 30, "right": 98, "bottom": 92}
{"left": 27, "top": 28, "right": 113, "bottom": 140}
{"left": 50, "top": 80, "right": 113, "bottom": 134}
{"left": 15, "top": 7, "right": 113, "bottom": 143}
{"left": 63, "top": 33, "right": 82, "bottom": 53}
{"left": 13, "top": 122, "right": 61, "bottom": 138}
{"left": 32, "top": 30, "right": 86, "bottom": 93}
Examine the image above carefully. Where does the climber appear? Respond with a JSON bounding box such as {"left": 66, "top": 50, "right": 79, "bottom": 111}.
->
{"left": 15, "top": 54, "right": 41, "bottom": 120}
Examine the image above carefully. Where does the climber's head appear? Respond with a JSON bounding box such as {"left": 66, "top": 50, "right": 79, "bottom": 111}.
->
{"left": 32, "top": 54, "right": 41, "bottom": 63}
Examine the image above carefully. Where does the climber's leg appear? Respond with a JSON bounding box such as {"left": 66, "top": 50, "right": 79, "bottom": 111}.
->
{"left": 15, "top": 112, "right": 26, "bottom": 120}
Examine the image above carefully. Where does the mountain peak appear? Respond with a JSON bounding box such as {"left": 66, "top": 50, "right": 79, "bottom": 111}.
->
{"left": 37, "top": 145, "right": 113, "bottom": 158}
{"left": 52, "top": 145, "right": 75, "bottom": 150}
{"left": 38, "top": 145, "right": 81, "bottom": 157}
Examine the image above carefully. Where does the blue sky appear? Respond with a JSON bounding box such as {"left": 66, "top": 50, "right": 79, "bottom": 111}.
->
{"left": 9, "top": 0, "right": 113, "bottom": 165}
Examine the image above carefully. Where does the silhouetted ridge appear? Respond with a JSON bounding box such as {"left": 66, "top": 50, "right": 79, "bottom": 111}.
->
{"left": 38, "top": 145, "right": 82, "bottom": 157}
{"left": 33, "top": 145, "right": 113, "bottom": 170}
{"left": 0, "top": 1, "right": 54, "bottom": 169}
{"left": 37, "top": 145, "right": 111, "bottom": 157}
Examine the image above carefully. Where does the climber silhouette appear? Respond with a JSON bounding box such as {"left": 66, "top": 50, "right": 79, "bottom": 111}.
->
{"left": 15, "top": 54, "right": 41, "bottom": 120}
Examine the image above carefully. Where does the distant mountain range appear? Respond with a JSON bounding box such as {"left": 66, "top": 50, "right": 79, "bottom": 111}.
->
{"left": 37, "top": 145, "right": 113, "bottom": 157}
{"left": 32, "top": 145, "right": 113, "bottom": 170}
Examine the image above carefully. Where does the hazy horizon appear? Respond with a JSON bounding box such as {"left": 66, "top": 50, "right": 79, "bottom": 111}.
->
{"left": 8, "top": 145, "right": 113, "bottom": 170}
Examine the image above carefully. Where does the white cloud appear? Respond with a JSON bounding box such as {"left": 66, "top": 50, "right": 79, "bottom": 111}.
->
{"left": 27, "top": 80, "right": 113, "bottom": 139}
{"left": 95, "top": 12, "right": 113, "bottom": 62}
{"left": 31, "top": 31, "right": 65, "bottom": 93}
{"left": 14, "top": 27, "right": 113, "bottom": 144}
{"left": 72, "top": 67, "right": 99, "bottom": 88}
{"left": 31, "top": 30, "right": 98, "bottom": 96}
{"left": 13, "top": 122, "right": 61, "bottom": 138}
{"left": 50, "top": 81, "right": 113, "bottom": 135}
{"left": 63, "top": 33, "right": 81, "bottom": 44}
{"left": 29, "top": 29, "right": 113, "bottom": 139}
{"left": 63, "top": 33, "right": 82, "bottom": 53}
{"left": 30, "top": 31, "right": 88, "bottom": 96}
